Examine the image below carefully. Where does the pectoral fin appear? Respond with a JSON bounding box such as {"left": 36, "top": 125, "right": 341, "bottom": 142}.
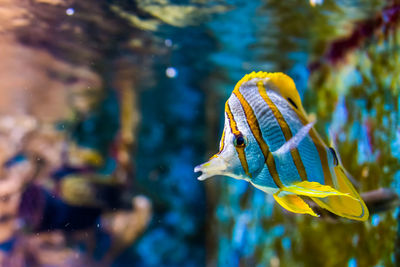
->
{"left": 273, "top": 193, "right": 318, "bottom": 217}
{"left": 272, "top": 121, "right": 316, "bottom": 156}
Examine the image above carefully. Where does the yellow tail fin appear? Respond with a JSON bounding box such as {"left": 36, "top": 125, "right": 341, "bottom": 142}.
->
{"left": 312, "top": 166, "right": 369, "bottom": 221}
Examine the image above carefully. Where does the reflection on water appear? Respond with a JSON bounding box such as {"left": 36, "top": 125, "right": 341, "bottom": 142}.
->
{"left": 0, "top": 0, "right": 398, "bottom": 266}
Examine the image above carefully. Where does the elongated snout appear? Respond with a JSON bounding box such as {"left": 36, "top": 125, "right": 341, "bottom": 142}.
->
{"left": 194, "top": 156, "right": 227, "bottom": 181}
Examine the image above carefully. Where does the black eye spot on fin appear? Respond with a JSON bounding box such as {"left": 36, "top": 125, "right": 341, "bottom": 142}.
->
{"left": 287, "top": 98, "right": 298, "bottom": 109}
{"left": 329, "top": 147, "right": 338, "bottom": 166}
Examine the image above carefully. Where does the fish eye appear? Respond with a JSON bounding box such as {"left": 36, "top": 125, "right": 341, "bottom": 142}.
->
{"left": 233, "top": 134, "right": 248, "bottom": 148}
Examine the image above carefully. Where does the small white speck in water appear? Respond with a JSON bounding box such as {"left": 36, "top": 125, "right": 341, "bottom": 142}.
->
{"left": 371, "top": 214, "right": 380, "bottom": 226}
{"left": 383, "top": 165, "right": 389, "bottom": 173}
{"left": 166, "top": 67, "right": 178, "bottom": 78}
{"left": 165, "top": 39, "right": 172, "bottom": 47}
{"left": 310, "top": 0, "right": 323, "bottom": 6}
{"left": 66, "top": 8, "right": 75, "bottom": 16}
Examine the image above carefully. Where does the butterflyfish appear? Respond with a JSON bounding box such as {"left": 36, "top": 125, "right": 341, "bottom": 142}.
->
{"left": 194, "top": 72, "right": 369, "bottom": 221}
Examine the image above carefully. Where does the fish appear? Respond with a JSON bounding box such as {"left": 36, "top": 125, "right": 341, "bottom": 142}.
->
{"left": 194, "top": 71, "right": 369, "bottom": 221}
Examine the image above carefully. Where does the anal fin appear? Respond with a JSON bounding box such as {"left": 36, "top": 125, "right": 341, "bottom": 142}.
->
{"left": 274, "top": 180, "right": 360, "bottom": 219}
{"left": 281, "top": 181, "right": 356, "bottom": 199}
{"left": 312, "top": 166, "right": 369, "bottom": 221}
{"left": 273, "top": 193, "right": 318, "bottom": 217}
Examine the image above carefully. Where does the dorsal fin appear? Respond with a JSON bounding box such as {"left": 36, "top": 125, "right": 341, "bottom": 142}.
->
{"left": 233, "top": 72, "right": 307, "bottom": 117}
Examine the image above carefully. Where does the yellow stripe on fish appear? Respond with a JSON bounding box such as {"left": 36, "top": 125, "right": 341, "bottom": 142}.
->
{"left": 195, "top": 71, "right": 369, "bottom": 221}
{"left": 233, "top": 89, "right": 283, "bottom": 188}
{"left": 288, "top": 104, "right": 334, "bottom": 187}
{"left": 256, "top": 80, "right": 308, "bottom": 182}
{"left": 219, "top": 125, "right": 226, "bottom": 153}
{"left": 225, "top": 101, "right": 251, "bottom": 178}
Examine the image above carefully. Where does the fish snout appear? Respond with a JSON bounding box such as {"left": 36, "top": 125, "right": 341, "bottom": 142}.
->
{"left": 194, "top": 156, "right": 228, "bottom": 181}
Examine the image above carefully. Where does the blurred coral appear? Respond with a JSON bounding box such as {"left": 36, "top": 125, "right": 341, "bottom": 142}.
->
{"left": 101, "top": 196, "right": 152, "bottom": 264}
{"left": 0, "top": 0, "right": 157, "bottom": 265}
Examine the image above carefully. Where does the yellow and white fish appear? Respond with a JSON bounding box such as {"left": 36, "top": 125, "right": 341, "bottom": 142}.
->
{"left": 194, "top": 72, "right": 369, "bottom": 221}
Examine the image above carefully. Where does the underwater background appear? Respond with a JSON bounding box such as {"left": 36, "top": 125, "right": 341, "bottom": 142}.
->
{"left": 0, "top": 0, "right": 399, "bottom": 266}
